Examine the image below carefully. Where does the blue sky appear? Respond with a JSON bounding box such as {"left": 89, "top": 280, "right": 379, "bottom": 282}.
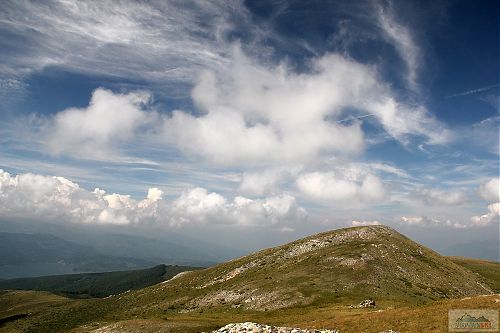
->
{"left": 0, "top": 0, "right": 498, "bottom": 252}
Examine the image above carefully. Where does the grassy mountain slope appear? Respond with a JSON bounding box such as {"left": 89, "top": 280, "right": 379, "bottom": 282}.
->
{"left": 0, "top": 264, "right": 201, "bottom": 298}
{"left": 0, "top": 225, "right": 496, "bottom": 333}
{"left": 449, "top": 256, "right": 500, "bottom": 293}
{"left": 136, "top": 225, "right": 491, "bottom": 312}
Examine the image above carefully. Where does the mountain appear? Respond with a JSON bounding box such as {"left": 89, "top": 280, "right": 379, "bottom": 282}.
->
{"left": 0, "top": 232, "right": 157, "bottom": 278}
{"left": 0, "top": 264, "right": 201, "bottom": 298}
{"left": 0, "top": 232, "right": 98, "bottom": 266}
{"left": 1, "top": 225, "right": 495, "bottom": 333}
{"left": 0, "top": 218, "right": 243, "bottom": 266}
{"left": 441, "top": 238, "right": 499, "bottom": 261}
{"left": 123, "top": 225, "right": 492, "bottom": 311}
{"left": 79, "top": 232, "right": 221, "bottom": 267}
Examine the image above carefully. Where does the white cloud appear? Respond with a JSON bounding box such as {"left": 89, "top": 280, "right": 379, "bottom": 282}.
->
{"left": 46, "top": 88, "right": 154, "bottom": 159}
{"left": 163, "top": 50, "right": 366, "bottom": 166}
{"left": 470, "top": 178, "right": 500, "bottom": 227}
{"left": 351, "top": 220, "right": 381, "bottom": 226}
{"left": 296, "top": 172, "right": 385, "bottom": 204}
{"left": 276, "top": 226, "right": 295, "bottom": 233}
{"left": 478, "top": 177, "right": 500, "bottom": 203}
{"left": 366, "top": 162, "right": 410, "bottom": 178}
{"left": 466, "top": 116, "right": 500, "bottom": 156}
{"left": 419, "top": 188, "right": 468, "bottom": 206}
{"left": 169, "top": 188, "right": 307, "bottom": 227}
{"left": 400, "top": 211, "right": 498, "bottom": 229}
{"left": 0, "top": 170, "right": 306, "bottom": 228}
{"left": 162, "top": 47, "right": 448, "bottom": 167}
{"left": 470, "top": 203, "right": 500, "bottom": 227}
{"left": 0, "top": 1, "right": 252, "bottom": 87}
{"left": 400, "top": 216, "right": 439, "bottom": 226}
{"left": 238, "top": 166, "right": 301, "bottom": 196}
{"left": 0, "top": 169, "right": 162, "bottom": 225}
{"left": 399, "top": 216, "right": 466, "bottom": 229}
{"left": 377, "top": 4, "right": 420, "bottom": 90}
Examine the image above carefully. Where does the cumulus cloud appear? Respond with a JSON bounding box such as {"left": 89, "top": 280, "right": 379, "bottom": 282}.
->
{"left": 238, "top": 167, "right": 301, "bottom": 196}
{"left": 470, "top": 178, "right": 500, "bottom": 227}
{"left": 470, "top": 203, "right": 500, "bottom": 227}
{"left": 418, "top": 188, "right": 468, "bottom": 206}
{"left": 400, "top": 210, "right": 498, "bottom": 229}
{"left": 399, "top": 216, "right": 466, "bottom": 229}
{"left": 0, "top": 169, "right": 162, "bottom": 225}
{"left": 169, "top": 188, "right": 306, "bottom": 227}
{"left": 162, "top": 46, "right": 449, "bottom": 167}
{"left": 400, "top": 216, "right": 439, "bottom": 226}
{"left": 351, "top": 220, "right": 381, "bottom": 226}
{"left": 478, "top": 177, "right": 500, "bottom": 203}
{"left": 0, "top": 170, "right": 306, "bottom": 228}
{"left": 296, "top": 171, "right": 385, "bottom": 204}
{"left": 46, "top": 88, "right": 154, "bottom": 159}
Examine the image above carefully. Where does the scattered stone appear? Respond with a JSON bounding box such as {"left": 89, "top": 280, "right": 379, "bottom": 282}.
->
{"left": 350, "top": 299, "right": 376, "bottom": 308}
{"left": 379, "top": 330, "right": 400, "bottom": 333}
{"left": 209, "top": 322, "right": 339, "bottom": 333}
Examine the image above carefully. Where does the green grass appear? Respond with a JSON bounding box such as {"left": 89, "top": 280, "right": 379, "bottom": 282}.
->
{"left": 449, "top": 256, "right": 500, "bottom": 292}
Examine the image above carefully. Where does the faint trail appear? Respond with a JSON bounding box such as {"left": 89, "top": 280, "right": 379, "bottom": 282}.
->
{"left": 336, "top": 113, "right": 375, "bottom": 124}
{"left": 445, "top": 83, "right": 499, "bottom": 99}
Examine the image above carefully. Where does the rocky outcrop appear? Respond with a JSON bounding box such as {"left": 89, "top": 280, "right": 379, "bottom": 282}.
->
{"left": 351, "top": 298, "right": 376, "bottom": 308}
{"left": 210, "top": 322, "right": 339, "bottom": 333}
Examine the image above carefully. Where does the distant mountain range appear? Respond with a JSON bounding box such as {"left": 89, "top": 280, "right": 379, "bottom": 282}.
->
{"left": 441, "top": 239, "right": 499, "bottom": 261}
{"left": 0, "top": 264, "right": 199, "bottom": 298}
{"left": 0, "top": 232, "right": 158, "bottom": 278}
{"left": 0, "top": 218, "right": 245, "bottom": 278}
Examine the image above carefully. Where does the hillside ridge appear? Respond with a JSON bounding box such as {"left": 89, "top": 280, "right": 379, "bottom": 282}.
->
{"left": 123, "top": 225, "right": 493, "bottom": 313}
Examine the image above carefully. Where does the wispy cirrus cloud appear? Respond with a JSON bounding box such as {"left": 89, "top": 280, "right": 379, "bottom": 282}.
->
{"left": 0, "top": 0, "right": 254, "bottom": 92}
{"left": 376, "top": 3, "right": 421, "bottom": 91}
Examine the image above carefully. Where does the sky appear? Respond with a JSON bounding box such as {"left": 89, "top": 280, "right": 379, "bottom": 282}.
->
{"left": 0, "top": 0, "right": 498, "bottom": 254}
